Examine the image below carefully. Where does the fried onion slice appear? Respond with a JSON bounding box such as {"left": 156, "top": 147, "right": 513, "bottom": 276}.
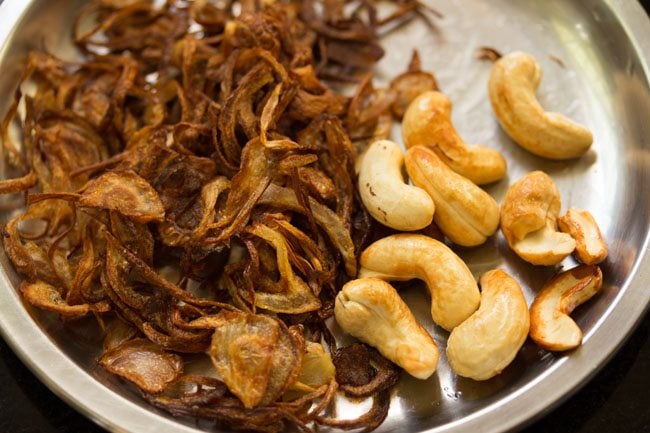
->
{"left": 0, "top": 0, "right": 433, "bottom": 429}
{"left": 247, "top": 223, "right": 321, "bottom": 314}
{"left": 390, "top": 50, "right": 438, "bottom": 119}
{"left": 20, "top": 280, "right": 110, "bottom": 318}
{"left": 259, "top": 184, "right": 357, "bottom": 277}
{"left": 100, "top": 338, "right": 183, "bottom": 394}
{"left": 208, "top": 310, "right": 303, "bottom": 409}
{"left": 79, "top": 171, "right": 165, "bottom": 223}
{"left": 290, "top": 341, "right": 336, "bottom": 394}
{"left": 0, "top": 171, "right": 38, "bottom": 194}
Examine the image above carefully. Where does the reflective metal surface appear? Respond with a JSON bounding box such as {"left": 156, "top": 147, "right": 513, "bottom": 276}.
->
{"left": 0, "top": 1, "right": 649, "bottom": 432}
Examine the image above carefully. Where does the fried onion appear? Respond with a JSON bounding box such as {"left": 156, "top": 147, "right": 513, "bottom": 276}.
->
{"left": 0, "top": 1, "right": 437, "bottom": 431}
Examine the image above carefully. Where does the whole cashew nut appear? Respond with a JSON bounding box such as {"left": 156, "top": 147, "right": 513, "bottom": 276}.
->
{"left": 501, "top": 171, "right": 575, "bottom": 265}
{"left": 446, "top": 269, "right": 530, "bottom": 381}
{"left": 488, "top": 51, "right": 593, "bottom": 160}
{"left": 530, "top": 265, "right": 603, "bottom": 351}
{"left": 402, "top": 91, "right": 507, "bottom": 185}
{"left": 335, "top": 278, "right": 439, "bottom": 379}
{"left": 558, "top": 208, "right": 608, "bottom": 265}
{"left": 358, "top": 140, "right": 435, "bottom": 231}
{"left": 358, "top": 234, "right": 480, "bottom": 331}
{"left": 405, "top": 146, "right": 500, "bottom": 247}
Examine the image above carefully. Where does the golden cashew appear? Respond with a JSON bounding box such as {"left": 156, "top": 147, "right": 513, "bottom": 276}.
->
{"left": 488, "top": 51, "right": 593, "bottom": 160}
{"left": 334, "top": 278, "right": 439, "bottom": 379}
{"left": 358, "top": 234, "right": 479, "bottom": 331}
{"left": 446, "top": 269, "right": 530, "bottom": 381}
{"left": 558, "top": 208, "right": 608, "bottom": 265}
{"left": 530, "top": 265, "right": 603, "bottom": 351}
{"left": 404, "top": 146, "right": 500, "bottom": 247}
{"left": 402, "top": 91, "right": 507, "bottom": 185}
{"left": 358, "top": 140, "right": 435, "bottom": 231}
{"left": 501, "top": 171, "right": 575, "bottom": 265}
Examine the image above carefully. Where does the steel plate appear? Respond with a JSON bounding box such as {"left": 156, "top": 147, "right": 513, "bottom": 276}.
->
{"left": 0, "top": 1, "right": 649, "bottom": 432}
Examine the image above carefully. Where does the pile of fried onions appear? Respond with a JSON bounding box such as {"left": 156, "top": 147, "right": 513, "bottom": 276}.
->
{"left": 0, "top": 1, "right": 438, "bottom": 431}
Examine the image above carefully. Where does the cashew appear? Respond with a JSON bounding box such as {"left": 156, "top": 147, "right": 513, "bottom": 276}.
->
{"left": 446, "top": 269, "right": 530, "bottom": 381}
{"left": 358, "top": 234, "right": 479, "bottom": 331}
{"left": 402, "top": 91, "right": 507, "bottom": 185}
{"left": 530, "top": 265, "right": 603, "bottom": 351}
{"left": 558, "top": 208, "right": 608, "bottom": 265}
{"left": 501, "top": 171, "right": 575, "bottom": 265}
{"left": 488, "top": 51, "right": 593, "bottom": 160}
{"left": 358, "top": 140, "right": 435, "bottom": 231}
{"left": 335, "top": 278, "right": 439, "bottom": 379}
{"left": 404, "top": 146, "right": 500, "bottom": 247}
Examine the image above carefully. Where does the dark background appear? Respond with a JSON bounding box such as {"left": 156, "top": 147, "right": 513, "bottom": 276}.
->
{"left": 1, "top": 1, "right": 650, "bottom": 432}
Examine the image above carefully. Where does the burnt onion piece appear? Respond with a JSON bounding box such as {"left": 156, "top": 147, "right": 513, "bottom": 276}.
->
{"left": 333, "top": 343, "right": 400, "bottom": 397}
{"left": 0, "top": 0, "right": 438, "bottom": 432}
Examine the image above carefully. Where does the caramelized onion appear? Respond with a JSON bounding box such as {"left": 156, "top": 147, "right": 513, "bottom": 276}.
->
{"left": 100, "top": 338, "right": 183, "bottom": 394}
{"left": 0, "top": 0, "right": 436, "bottom": 431}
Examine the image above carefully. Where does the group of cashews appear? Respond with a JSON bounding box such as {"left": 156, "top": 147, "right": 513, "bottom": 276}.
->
{"left": 358, "top": 51, "right": 593, "bottom": 237}
{"left": 335, "top": 234, "right": 531, "bottom": 381}
{"left": 335, "top": 50, "right": 609, "bottom": 383}
{"left": 501, "top": 171, "right": 608, "bottom": 266}
{"left": 358, "top": 138, "right": 501, "bottom": 246}
{"left": 336, "top": 233, "right": 606, "bottom": 381}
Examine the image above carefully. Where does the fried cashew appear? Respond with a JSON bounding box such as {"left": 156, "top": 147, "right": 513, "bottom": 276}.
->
{"left": 501, "top": 171, "right": 575, "bottom": 265}
{"left": 358, "top": 234, "right": 479, "bottom": 331}
{"left": 558, "top": 208, "right": 608, "bottom": 265}
{"left": 358, "top": 140, "right": 435, "bottom": 231}
{"left": 530, "top": 265, "right": 603, "bottom": 351}
{"left": 405, "top": 145, "right": 500, "bottom": 247}
{"left": 488, "top": 51, "right": 593, "bottom": 160}
{"left": 402, "top": 91, "right": 507, "bottom": 185}
{"left": 446, "top": 269, "right": 530, "bottom": 381}
{"left": 335, "top": 278, "right": 439, "bottom": 379}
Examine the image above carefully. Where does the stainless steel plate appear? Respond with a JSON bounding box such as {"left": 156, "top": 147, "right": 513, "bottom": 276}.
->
{"left": 0, "top": 1, "right": 649, "bottom": 432}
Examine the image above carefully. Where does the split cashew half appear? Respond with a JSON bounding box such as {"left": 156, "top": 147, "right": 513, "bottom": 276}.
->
{"left": 405, "top": 145, "right": 500, "bottom": 247}
{"left": 358, "top": 140, "right": 435, "bottom": 231}
{"left": 402, "top": 91, "right": 507, "bottom": 185}
{"left": 530, "top": 265, "right": 603, "bottom": 351}
{"left": 358, "top": 234, "right": 480, "bottom": 331}
{"left": 488, "top": 51, "right": 593, "bottom": 160}
{"left": 558, "top": 208, "right": 608, "bottom": 265}
{"left": 335, "top": 278, "right": 439, "bottom": 379}
{"left": 501, "top": 171, "right": 575, "bottom": 265}
{"left": 446, "top": 269, "right": 530, "bottom": 381}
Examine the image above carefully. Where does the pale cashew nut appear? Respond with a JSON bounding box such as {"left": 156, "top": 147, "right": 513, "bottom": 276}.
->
{"left": 358, "top": 140, "right": 434, "bottom": 231}
{"left": 358, "top": 234, "right": 479, "bottom": 331}
{"left": 402, "top": 91, "right": 507, "bottom": 185}
{"left": 558, "top": 208, "right": 608, "bottom": 265}
{"left": 501, "top": 171, "right": 575, "bottom": 265}
{"left": 446, "top": 269, "right": 530, "bottom": 381}
{"left": 530, "top": 265, "right": 603, "bottom": 351}
{"left": 488, "top": 51, "right": 593, "bottom": 160}
{"left": 404, "top": 145, "right": 500, "bottom": 247}
{"left": 335, "top": 278, "right": 439, "bottom": 379}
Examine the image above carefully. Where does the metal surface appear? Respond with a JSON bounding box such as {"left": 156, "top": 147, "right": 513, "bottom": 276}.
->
{"left": 0, "top": 1, "right": 649, "bottom": 432}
